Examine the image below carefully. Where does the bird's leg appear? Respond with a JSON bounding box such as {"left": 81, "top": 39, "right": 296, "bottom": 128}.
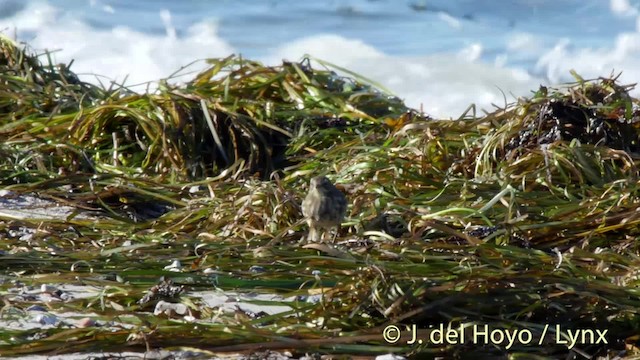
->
{"left": 308, "top": 223, "right": 319, "bottom": 242}
{"left": 319, "top": 228, "right": 327, "bottom": 242}
{"left": 330, "top": 225, "right": 339, "bottom": 243}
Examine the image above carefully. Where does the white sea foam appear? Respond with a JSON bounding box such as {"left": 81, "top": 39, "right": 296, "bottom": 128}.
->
{"left": 0, "top": 1, "right": 233, "bottom": 87}
{"left": 89, "top": 0, "right": 114, "bottom": 14}
{"left": 3, "top": 0, "right": 640, "bottom": 118}
{"left": 611, "top": 0, "right": 639, "bottom": 17}
{"left": 534, "top": 24, "right": 640, "bottom": 88}
{"left": 437, "top": 12, "right": 463, "bottom": 29}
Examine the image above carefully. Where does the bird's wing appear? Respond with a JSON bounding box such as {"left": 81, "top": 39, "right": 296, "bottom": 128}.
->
{"left": 302, "top": 193, "right": 319, "bottom": 219}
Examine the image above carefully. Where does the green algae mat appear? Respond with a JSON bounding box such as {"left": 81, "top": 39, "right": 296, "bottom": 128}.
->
{"left": 1, "top": 35, "right": 640, "bottom": 359}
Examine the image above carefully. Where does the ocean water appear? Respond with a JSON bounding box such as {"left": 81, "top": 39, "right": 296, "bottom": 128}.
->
{"left": 1, "top": 0, "right": 639, "bottom": 118}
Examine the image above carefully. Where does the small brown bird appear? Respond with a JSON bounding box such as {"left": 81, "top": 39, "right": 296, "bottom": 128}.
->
{"left": 302, "top": 176, "right": 347, "bottom": 242}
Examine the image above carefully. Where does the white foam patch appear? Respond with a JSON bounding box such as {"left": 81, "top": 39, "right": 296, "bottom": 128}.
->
{"left": 611, "top": 0, "right": 639, "bottom": 17}
{"left": 266, "top": 34, "right": 385, "bottom": 62}
{"left": 89, "top": 0, "right": 114, "bottom": 14}
{"left": 438, "top": 12, "right": 463, "bottom": 29}
{"left": 0, "top": 1, "right": 234, "bottom": 88}
{"left": 535, "top": 28, "right": 640, "bottom": 92}
{"left": 457, "top": 43, "right": 483, "bottom": 62}
{"left": 507, "top": 32, "right": 545, "bottom": 55}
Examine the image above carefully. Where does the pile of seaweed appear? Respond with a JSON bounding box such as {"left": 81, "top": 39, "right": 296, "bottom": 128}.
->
{"left": 2, "top": 35, "right": 640, "bottom": 359}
